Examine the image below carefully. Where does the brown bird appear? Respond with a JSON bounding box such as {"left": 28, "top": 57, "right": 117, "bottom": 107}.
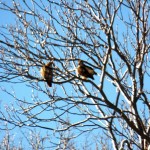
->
{"left": 77, "top": 59, "right": 97, "bottom": 80}
{"left": 40, "top": 62, "right": 53, "bottom": 87}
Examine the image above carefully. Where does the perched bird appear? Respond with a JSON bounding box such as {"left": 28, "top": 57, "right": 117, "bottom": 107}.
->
{"left": 77, "top": 59, "right": 97, "bottom": 80}
{"left": 40, "top": 61, "right": 53, "bottom": 87}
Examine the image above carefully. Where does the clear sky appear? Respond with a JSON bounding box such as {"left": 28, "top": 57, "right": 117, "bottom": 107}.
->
{"left": 0, "top": 0, "right": 150, "bottom": 149}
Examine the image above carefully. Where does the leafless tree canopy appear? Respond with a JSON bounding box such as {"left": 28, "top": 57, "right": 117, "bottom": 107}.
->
{"left": 0, "top": 0, "right": 150, "bottom": 149}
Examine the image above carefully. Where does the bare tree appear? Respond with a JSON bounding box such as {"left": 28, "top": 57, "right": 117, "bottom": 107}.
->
{"left": 0, "top": 0, "right": 150, "bottom": 149}
{"left": 0, "top": 124, "right": 24, "bottom": 150}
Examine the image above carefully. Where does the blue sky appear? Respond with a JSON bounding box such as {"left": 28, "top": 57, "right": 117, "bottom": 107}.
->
{"left": 0, "top": 0, "right": 150, "bottom": 149}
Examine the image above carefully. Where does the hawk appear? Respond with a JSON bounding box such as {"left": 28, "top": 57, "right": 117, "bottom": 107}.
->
{"left": 77, "top": 59, "right": 97, "bottom": 80}
{"left": 40, "top": 61, "right": 53, "bottom": 87}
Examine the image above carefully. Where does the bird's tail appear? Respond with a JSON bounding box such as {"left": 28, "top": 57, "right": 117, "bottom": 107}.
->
{"left": 47, "top": 80, "right": 52, "bottom": 87}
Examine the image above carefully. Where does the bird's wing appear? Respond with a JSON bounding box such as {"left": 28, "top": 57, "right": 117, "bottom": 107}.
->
{"left": 77, "top": 66, "right": 94, "bottom": 79}
{"left": 84, "top": 65, "right": 97, "bottom": 75}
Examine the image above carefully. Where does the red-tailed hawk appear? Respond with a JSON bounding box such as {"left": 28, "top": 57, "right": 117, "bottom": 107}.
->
{"left": 77, "top": 59, "right": 97, "bottom": 80}
{"left": 40, "top": 61, "right": 53, "bottom": 87}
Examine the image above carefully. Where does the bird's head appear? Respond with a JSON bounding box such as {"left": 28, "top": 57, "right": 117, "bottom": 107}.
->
{"left": 78, "top": 59, "right": 84, "bottom": 65}
{"left": 45, "top": 61, "right": 52, "bottom": 67}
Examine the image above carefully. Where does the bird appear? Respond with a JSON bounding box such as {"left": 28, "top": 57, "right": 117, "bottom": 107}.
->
{"left": 77, "top": 59, "right": 97, "bottom": 80}
{"left": 40, "top": 61, "right": 53, "bottom": 87}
